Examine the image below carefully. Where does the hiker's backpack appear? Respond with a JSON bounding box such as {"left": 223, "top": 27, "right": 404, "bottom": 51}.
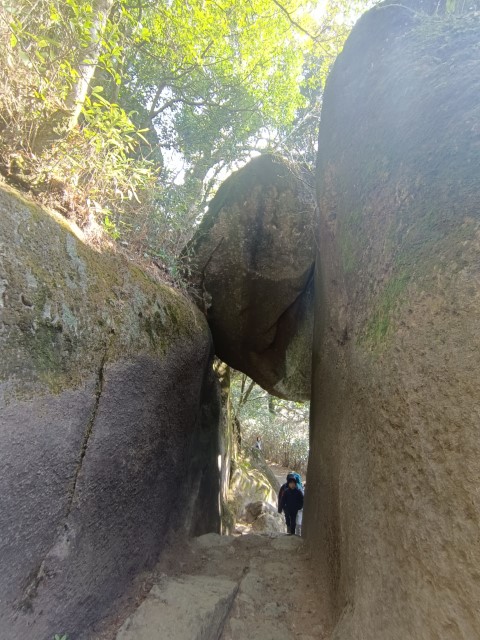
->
{"left": 292, "top": 472, "right": 303, "bottom": 492}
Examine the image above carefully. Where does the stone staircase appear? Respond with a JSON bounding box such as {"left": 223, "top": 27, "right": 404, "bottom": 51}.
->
{"left": 114, "top": 533, "right": 328, "bottom": 640}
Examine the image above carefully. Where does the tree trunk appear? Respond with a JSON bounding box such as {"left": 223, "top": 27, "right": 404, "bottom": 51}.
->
{"left": 64, "top": 0, "right": 115, "bottom": 129}
{"left": 268, "top": 396, "right": 276, "bottom": 415}
{"left": 33, "top": 0, "right": 114, "bottom": 151}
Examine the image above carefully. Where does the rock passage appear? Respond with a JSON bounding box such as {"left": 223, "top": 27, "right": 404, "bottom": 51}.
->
{"left": 114, "top": 533, "right": 329, "bottom": 640}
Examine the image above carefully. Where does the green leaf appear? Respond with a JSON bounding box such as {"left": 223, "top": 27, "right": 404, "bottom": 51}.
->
{"left": 34, "top": 49, "right": 46, "bottom": 63}
{"left": 9, "top": 33, "right": 17, "bottom": 48}
{"left": 18, "top": 50, "right": 31, "bottom": 66}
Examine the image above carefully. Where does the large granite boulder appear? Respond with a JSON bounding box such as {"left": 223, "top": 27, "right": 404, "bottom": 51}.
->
{"left": 0, "top": 184, "right": 220, "bottom": 639}
{"left": 306, "top": 5, "right": 480, "bottom": 639}
{"left": 186, "top": 154, "right": 316, "bottom": 401}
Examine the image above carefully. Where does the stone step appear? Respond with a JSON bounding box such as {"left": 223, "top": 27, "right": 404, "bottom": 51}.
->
{"left": 116, "top": 574, "right": 237, "bottom": 640}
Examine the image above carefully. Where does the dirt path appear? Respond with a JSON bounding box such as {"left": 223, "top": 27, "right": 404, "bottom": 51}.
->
{"left": 113, "top": 532, "right": 330, "bottom": 640}
{"left": 268, "top": 462, "right": 294, "bottom": 488}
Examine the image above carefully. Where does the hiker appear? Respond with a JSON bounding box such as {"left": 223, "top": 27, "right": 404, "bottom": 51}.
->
{"left": 254, "top": 436, "right": 262, "bottom": 451}
{"left": 278, "top": 473, "right": 304, "bottom": 535}
{"left": 278, "top": 472, "right": 303, "bottom": 508}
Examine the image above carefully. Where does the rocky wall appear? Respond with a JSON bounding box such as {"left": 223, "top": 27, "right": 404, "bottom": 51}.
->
{"left": 0, "top": 185, "right": 221, "bottom": 639}
{"left": 306, "top": 6, "right": 480, "bottom": 639}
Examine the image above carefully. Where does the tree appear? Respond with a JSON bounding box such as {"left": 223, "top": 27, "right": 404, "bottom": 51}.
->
{"left": 0, "top": 0, "right": 374, "bottom": 260}
{"left": 231, "top": 371, "right": 310, "bottom": 474}
{"left": 63, "top": 0, "right": 116, "bottom": 133}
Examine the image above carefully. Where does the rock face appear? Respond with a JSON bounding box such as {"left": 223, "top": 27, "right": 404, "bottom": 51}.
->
{"left": 227, "top": 455, "right": 278, "bottom": 519}
{"left": 223, "top": 448, "right": 283, "bottom": 534}
{"left": 0, "top": 185, "right": 221, "bottom": 638}
{"left": 186, "top": 154, "right": 316, "bottom": 401}
{"left": 306, "top": 6, "right": 480, "bottom": 639}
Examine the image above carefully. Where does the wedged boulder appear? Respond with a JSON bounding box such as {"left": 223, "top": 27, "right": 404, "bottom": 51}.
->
{"left": 307, "top": 6, "right": 480, "bottom": 640}
{"left": 186, "top": 154, "right": 316, "bottom": 400}
{"left": 0, "top": 185, "right": 221, "bottom": 639}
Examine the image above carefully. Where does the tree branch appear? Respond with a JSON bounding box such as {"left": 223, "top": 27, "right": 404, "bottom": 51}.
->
{"left": 240, "top": 379, "right": 256, "bottom": 407}
{"left": 271, "top": 0, "right": 317, "bottom": 40}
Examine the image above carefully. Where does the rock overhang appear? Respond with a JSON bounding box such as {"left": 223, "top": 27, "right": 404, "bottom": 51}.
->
{"left": 185, "top": 154, "right": 316, "bottom": 401}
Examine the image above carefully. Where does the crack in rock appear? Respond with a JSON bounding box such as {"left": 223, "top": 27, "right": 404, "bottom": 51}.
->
{"left": 17, "top": 351, "right": 107, "bottom": 611}
{"left": 65, "top": 350, "right": 107, "bottom": 517}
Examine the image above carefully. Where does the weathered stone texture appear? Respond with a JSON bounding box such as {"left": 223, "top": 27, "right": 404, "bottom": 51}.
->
{"left": 186, "top": 154, "right": 315, "bottom": 401}
{"left": 306, "top": 6, "right": 480, "bottom": 639}
{"left": 0, "top": 185, "right": 220, "bottom": 639}
{"left": 116, "top": 574, "right": 238, "bottom": 640}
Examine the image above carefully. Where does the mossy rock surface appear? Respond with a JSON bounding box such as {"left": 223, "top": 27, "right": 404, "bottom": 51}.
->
{"left": 0, "top": 184, "right": 205, "bottom": 397}
{"left": 0, "top": 184, "right": 220, "bottom": 639}
{"left": 225, "top": 449, "right": 281, "bottom": 529}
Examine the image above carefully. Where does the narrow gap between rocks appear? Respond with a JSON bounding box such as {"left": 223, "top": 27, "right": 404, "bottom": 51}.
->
{"left": 102, "top": 368, "right": 324, "bottom": 640}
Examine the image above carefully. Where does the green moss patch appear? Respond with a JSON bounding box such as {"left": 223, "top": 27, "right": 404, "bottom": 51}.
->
{"left": 0, "top": 184, "right": 208, "bottom": 398}
{"left": 359, "top": 271, "right": 411, "bottom": 348}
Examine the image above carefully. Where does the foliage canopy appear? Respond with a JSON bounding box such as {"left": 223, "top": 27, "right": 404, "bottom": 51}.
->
{"left": 231, "top": 371, "right": 310, "bottom": 474}
{"left": 0, "top": 0, "right": 373, "bottom": 268}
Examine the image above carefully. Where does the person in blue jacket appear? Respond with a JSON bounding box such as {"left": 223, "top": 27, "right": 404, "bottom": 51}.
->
{"left": 278, "top": 475, "right": 304, "bottom": 535}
